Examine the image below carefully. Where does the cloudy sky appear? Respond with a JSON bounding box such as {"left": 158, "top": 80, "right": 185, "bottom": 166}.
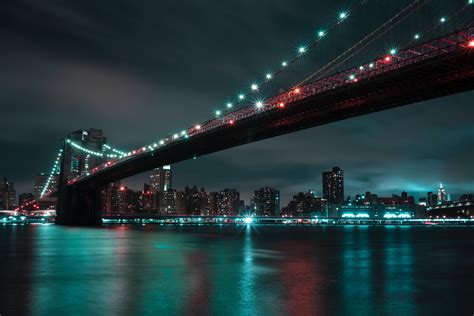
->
{"left": 1, "top": 0, "right": 473, "bottom": 204}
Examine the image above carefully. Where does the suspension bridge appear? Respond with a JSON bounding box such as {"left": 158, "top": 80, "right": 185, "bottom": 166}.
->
{"left": 17, "top": 0, "right": 474, "bottom": 225}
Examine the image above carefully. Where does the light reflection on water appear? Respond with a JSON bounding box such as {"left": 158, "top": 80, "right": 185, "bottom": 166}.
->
{"left": 0, "top": 225, "right": 473, "bottom": 315}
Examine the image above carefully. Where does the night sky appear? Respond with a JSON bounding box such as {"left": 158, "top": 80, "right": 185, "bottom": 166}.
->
{"left": 1, "top": 0, "right": 473, "bottom": 204}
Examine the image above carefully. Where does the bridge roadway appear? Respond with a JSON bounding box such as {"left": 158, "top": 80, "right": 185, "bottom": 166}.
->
{"left": 57, "top": 28, "right": 474, "bottom": 225}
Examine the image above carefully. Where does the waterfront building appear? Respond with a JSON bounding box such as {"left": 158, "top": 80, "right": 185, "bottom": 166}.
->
{"left": 322, "top": 167, "right": 344, "bottom": 204}
{"left": 251, "top": 187, "right": 280, "bottom": 216}
{"left": 282, "top": 191, "right": 326, "bottom": 216}
{"left": 101, "top": 181, "right": 122, "bottom": 213}
{"left": 0, "top": 178, "right": 16, "bottom": 210}
{"left": 149, "top": 165, "right": 172, "bottom": 193}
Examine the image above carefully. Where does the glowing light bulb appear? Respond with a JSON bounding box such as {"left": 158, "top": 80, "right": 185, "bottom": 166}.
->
{"left": 181, "top": 130, "right": 186, "bottom": 136}
{"left": 294, "top": 88, "right": 300, "bottom": 94}
{"left": 173, "top": 134, "right": 179, "bottom": 139}
{"left": 390, "top": 48, "right": 397, "bottom": 55}
{"left": 385, "top": 56, "right": 392, "bottom": 62}
{"left": 469, "top": 40, "right": 474, "bottom": 47}
{"left": 339, "top": 11, "right": 348, "bottom": 20}
{"left": 359, "top": 66, "right": 364, "bottom": 70}
{"left": 440, "top": 17, "right": 446, "bottom": 23}
{"left": 215, "top": 110, "right": 221, "bottom": 116}
{"left": 298, "top": 46, "right": 307, "bottom": 54}
{"left": 226, "top": 102, "right": 233, "bottom": 108}
{"left": 349, "top": 74, "right": 355, "bottom": 80}
{"left": 228, "top": 119, "right": 234, "bottom": 125}
{"left": 244, "top": 217, "right": 253, "bottom": 224}
{"left": 318, "top": 30, "right": 325, "bottom": 37}
{"left": 279, "top": 102, "right": 285, "bottom": 108}
{"left": 195, "top": 125, "right": 201, "bottom": 130}
{"left": 239, "top": 94, "right": 245, "bottom": 100}
{"left": 256, "top": 101, "right": 263, "bottom": 108}
{"left": 266, "top": 73, "right": 272, "bottom": 79}
{"left": 159, "top": 140, "right": 165, "bottom": 145}
{"left": 282, "top": 61, "right": 288, "bottom": 67}
{"left": 369, "top": 63, "right": 374, "bottom": 68}
{"left": 251, "top": 83, "right": 258, "bottom": 90}
{"left": 414, "top": 34, "right": 420, "bottom": 39}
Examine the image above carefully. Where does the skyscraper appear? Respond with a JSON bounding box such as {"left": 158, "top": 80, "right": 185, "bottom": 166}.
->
{"left": 0, "top": 178, "right": 16, "bottom": 210}
{"left": 437, "top": 183, "right": 447, "bottom": 205}
{"left": 149, "top": 165, "right": 172, "bottom": 193}
{"left": 252, "top": 187, "right": 280, "bottom": 216}
{"left": 322, "top": 167, "right": 344, "bottom": 204}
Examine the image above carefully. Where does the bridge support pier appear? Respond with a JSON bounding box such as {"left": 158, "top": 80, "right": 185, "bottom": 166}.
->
{"left": 56, "top": 184, "right": 103, "bottom": 226}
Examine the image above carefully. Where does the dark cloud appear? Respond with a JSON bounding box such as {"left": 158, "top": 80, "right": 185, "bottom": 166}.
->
{"left": 1, "top": 0, "right": 472, "bottom": 204}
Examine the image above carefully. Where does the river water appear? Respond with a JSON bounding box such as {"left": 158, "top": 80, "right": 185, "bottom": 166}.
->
{"left": 1, "top": 224, "right": 473, "bottom": 315}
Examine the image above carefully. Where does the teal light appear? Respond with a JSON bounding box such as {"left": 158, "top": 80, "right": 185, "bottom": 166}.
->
{"left": 298, "top": 46, "right": 307, "bottom": 54}
{"left": 318, "top": 30, "right": 326, "bottom": 37}
{"left": 239, "top": 94, "right": 245, "bottom": 100}
{"left": 339, "top": 11, "right": 348, "bottom": 20}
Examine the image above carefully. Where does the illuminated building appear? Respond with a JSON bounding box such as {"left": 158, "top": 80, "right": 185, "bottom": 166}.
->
{"left": 252, "top": 187, "right": 280, "bottom": 216}
{"left": 281, "top": 191, "right": 326, "bottom": 216}
{"left": 149, "top": 165, "right": 172, "bottom": 193}
{"left": 101, "top": 181, "right": 122, "bottom": 213}
{"left": 322, "top": 167, "right": 344, "bottom": 204}
{"left": 0, "top": 178, "right": 16, "bottom": 210}
{"left": 437, "top": 183, "right": 447, "bottom": 205}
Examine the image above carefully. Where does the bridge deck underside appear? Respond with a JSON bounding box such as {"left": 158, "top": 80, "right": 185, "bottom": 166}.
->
{"left": 71, "top": 49, "right": 474, "bottom": 189}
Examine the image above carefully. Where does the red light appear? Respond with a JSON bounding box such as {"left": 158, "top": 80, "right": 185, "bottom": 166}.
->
{"left": 119, "top": 186, "right": 126, "bottom": 191}
{"left": 279, "top": 102, "right": 285, "bottom": 108}
{"left": 385, "top": 56, "right": 392, "bottom": 62}
{"left": 229, "top": 119, "right": 234, "bottom": 125}
{"left": 132, "top": 150, "right": 136, "bottom": 154}
{"left": 353, "top": 78, "right": 358, "bottom": 82}
{"left": 469, "top": 40, "right": 474, "bottom": 47}
{"left": 294, "top": 88, "right": 301, "bottom": 94}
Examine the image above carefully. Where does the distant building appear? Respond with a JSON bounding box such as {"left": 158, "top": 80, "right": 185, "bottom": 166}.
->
{"left": 63, "top": 129, "right": 107, "bottom": 181}
{"left": 179, "top": 186, "right": 209, "bottom": 215}
{"left": 19, "top": 193, "right": 34, "bottom": 206}
{"left": 101, "top": 181, "right": 122, "bottom": 213}
{"left": 159, "top": 189, "right": 177, "bottom": 214}
{"left": 322, "top": 167, "right": 344, "bottom": 204}
{"left": 340, "top": 191, "right": 417, "bottom": 219}
{"left": 150, "top": 165, "right": 172, "bottom": 193}
{"left": 437, "top": 183, "right": 447, "bottom": 205}
{"left": 219, "top": 189, "right": 240, "bottom": 216}
{"left": 0, "top": 178, "right": 16, "bottom": 210}
{"left": 282, "top": 191, "right": 326, "bottom": 216}
{"left": 252, "top": 187, "right": 280, "bottom": 216}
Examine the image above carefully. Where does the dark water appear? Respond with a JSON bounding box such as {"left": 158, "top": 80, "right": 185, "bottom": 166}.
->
{"left": 1, "top": 224, "right": 473, "bottom": 315}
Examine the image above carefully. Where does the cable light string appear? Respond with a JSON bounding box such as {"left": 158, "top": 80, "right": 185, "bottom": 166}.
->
{"left": 103, "top": 144, "right": 127, "bottom": 156}
{"left": 66, "top": 139, "right": 127, "bottom": 158}
{"left": 297, "top": 0, "right": 431, "bottom": 86}
{"left": 212, "top": 0, "right": 371, "bottom": 117}
{"left": 39, "top": 149, "right": 63, "bottom": 197}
